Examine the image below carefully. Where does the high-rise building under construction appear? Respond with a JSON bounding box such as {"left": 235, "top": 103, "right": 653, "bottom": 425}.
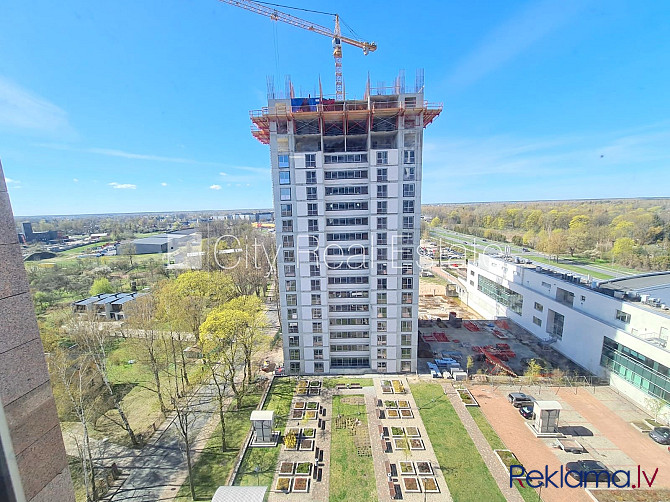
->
{"left": 251, "top": 73, "right": 441, "bottom": 374}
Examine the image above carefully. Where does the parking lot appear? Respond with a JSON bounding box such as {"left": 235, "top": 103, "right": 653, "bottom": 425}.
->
{"left": 471, "top": 384, "right": 670, "bottom": 502}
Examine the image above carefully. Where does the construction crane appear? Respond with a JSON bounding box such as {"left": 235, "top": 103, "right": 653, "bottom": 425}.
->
{"left": 218, "top": 0, "right": 377, "bottom": 100}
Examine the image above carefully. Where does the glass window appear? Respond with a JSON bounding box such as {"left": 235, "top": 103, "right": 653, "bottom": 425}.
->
{"left": 377, "top": 321, "right": 387, "bottom": 332}
{"left": 377, "top": 292, "right": 387, "bottom": 304}
{"left": 282, "top": 235, "right": 294, "bottom": 248}
{"left": 377, "top": 278, "right": 387, "bottom": 290}
{"left": 280, "top": 203, "right": 292, "bottom": 217}
{"left": 284, "top": 264, "right": 295, "bottom": 277}
{"left": 403, "top": 150, "right": 415, "bottom": 164}
{"left": 280, "top": 187, "right": 291, "bottom": 200}
{"left": 377, "top": 150, "right": 388, "bottom": 165}
{"left": 377, "top": 168, "right": 388, "bottom": 182}
{"left": 289, "top": 348, "right": 300, "bottom": 359}
{"left": 313, "top": 322, "right": 322, "bottom": 333}
{"left": 401, "top": 320, "right": 412, "bottom": 332}
{"left": 285, "top": 280, "right": 296, "bottom": 291}
{"left": 403, "top": 183, "right": 415, "bottom": 197}
{"left": 402, "top": 277, "right": 413, "bottom": 289}
{"left": 311, "top": 294, "right": 321, "bottom": 305}
{"left": 308, "top": 219, "right": 319, "bottom": 232}
{"left": 403, "top": 166, "right": 415, "bottom": 180}
{"left": 306, "top": 171, "right": 317, "bottom": 184}
{"left": 279, "top": 171, "right": 291, "bottom": 185}
{"left": 377, "top": 217, "right": 387, "bottom": 230}
{"left": 312, "top": 308, "right": 322, "bottom": 319}
{"left": 305, "top": 153, "right": 316, "bottom": 167}
{"left": 377, "top": 307, "right": 387, "bottom": 318}
{"left": 401, "top": 348, "right": 412, "bottom": 359}
{"left": 278, "top": 154, "right": 290, "bottom": 168}
{"left": 377, "top": 200, "right": 387, "bottom": 214}
{"left": 377, "top": 184, "right": 388, "bottom": 198}
{"left": 282, "top": 220, "right": 293, "bottom": 232}
{"left": 310, "top": 279, "right": 320, "bottom": 291}
{"left": 286, "top": 294, "right": 297, "bottom": 306}
{"left": 307, "top": 203, "right": 318, "bottom": 216}
{"left": 403, "top": 200, "right": 414, "bottom": 213}
{"left": 306, "top": 187, "right": 317, "bottom": 200}
{"left": 403, "top": 216, "right": 414, "bottom": 229}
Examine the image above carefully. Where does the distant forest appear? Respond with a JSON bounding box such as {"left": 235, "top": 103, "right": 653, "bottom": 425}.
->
{"left": 424, "top": 199, "right": 670, "bottom": 271}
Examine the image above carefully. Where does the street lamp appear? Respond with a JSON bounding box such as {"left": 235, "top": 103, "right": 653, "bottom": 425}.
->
{"left": 254, "top": 465, "right": 260, "bottom": 485}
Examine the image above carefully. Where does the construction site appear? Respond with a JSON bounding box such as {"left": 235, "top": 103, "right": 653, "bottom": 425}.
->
{"left": 417, "top": 277, "right": 587, "bottom": 379}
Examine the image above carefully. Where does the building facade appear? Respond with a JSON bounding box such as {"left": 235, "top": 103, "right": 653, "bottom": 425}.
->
{"left": 462, "top": 254, "right": 670, "bottom": 414}
{"left": 1, "top": 162, "right": 75, "bottom": 501}
{"left": 251, "top": 77, "right": 441, "bottom": 374}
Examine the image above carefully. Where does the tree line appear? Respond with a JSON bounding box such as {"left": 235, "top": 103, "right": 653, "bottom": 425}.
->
{"left": 425, "top": 199, "right": 670, "bottom": 270}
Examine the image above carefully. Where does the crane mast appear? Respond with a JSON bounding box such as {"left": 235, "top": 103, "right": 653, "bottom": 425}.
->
{"left": 218, "top": 0, "right": 376, "bottom": 100}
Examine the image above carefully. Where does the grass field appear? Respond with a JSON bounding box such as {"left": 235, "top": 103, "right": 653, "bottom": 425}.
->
{"left": 329, "top": 395, "right": 376, "bottom": 502}
{"left": 411, "top": 383, "right": 505, "bottom": 502}
{"left": 321, "top": 377, "right": 374, "bottom": 389}
{"left": 234, "top": 377, "right": 295, "bottom": 487}
{"left": 467, "top": 407, "right": 538, "bottom": 502}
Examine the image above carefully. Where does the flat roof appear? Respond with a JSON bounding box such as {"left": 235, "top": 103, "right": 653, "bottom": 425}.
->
{"left": 599, "top": 272, "right": 670, "bottom": 292}
{"left": 211, "top": 486, "right": 267, "bottom": 502}
{"left": 250, "top": 410, "right": 274, "bottom": 421}
{"left": 534, "top": 400, "right": 563, "bottom": 410}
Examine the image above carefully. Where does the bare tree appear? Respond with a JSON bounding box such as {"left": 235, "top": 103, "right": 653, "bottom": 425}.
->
{"left": 124, "top": 296, "right": 168, "bottom": 415}
{"left": 70, "top": 315, "right": 139, "bottom": 447}
{"left": 50, "top": 350, "right": 101, "bottom": 501}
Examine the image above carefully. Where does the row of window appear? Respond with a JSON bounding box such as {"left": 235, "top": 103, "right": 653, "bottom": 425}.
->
{"left": 324, "top": 170, "right": 368, "bottom": 180}
{"left": 326, "top": 201, "right": 368, "bottom": 211}
{"left": 279, "top": 150, "right": 416, "bottom": 169}
{"left": 477, "top": 275, "right": 524, "bottom": 316}
{"left": 326, "top": 217, "right": 368, "bottom": 226}
{"left": 601, "top": 337, "right": 670, "bottom": 401}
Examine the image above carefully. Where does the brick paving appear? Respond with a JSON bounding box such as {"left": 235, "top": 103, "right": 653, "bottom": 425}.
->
{"left": 441, "top": 382, "right": 524, "bottom": 502}
{"left": 558, "top": 387, "right": 670, "bottom": 488}
{"left": 472, "top": 385, "right": 593, "bottom": 502}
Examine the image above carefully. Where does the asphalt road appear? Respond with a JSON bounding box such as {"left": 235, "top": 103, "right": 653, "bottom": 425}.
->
{"left": 428, "top": 228, "right": 634, "bottom": 280}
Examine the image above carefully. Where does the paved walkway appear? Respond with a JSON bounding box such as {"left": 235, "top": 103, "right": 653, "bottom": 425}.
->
{"left": 370, "top": 377, "right": 452, "bottom": 501}
{"left": 471, "top": 386, "right": 591, "bottom": 502}
{"left": 441, "top": 383, "right": 524, "bottom": 502}
{"left": 559, "top": 388, "right": 670, "bottom": 488}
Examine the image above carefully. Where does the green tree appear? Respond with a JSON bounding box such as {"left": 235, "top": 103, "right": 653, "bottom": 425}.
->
{"left": 89, "top": 277, "right": 114, "bottom": 296}
{"left": 612, "top": 237, "right": 636, "bottom": 265}
{"left": 430, "top": 217, "right": 441, "bottom": 227}
{"left": 524, "top": 359, "right": 542, "bottom": 382}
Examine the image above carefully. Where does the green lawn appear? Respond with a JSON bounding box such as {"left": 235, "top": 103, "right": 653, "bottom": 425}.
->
{"left": 234, "top": 377, "right": 296, "bottom": 487}
{"left": 467, "top": 408, "right": 538, "bottom": 502}
{"left": 411, "top": 383, "right": 505, "bottom": 502}
{"left": 329, "top": 395, "right": 376, "bottom": 502}
{"left": 321, "top": 377, "right": 374, "bottom": 389}
{"left": 176, "top": 383, "right": 268, "bottom": 500}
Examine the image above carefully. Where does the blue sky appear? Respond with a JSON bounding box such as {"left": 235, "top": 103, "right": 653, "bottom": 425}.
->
{"left": 1, "top": 0, "right": 669, "bottom": 216}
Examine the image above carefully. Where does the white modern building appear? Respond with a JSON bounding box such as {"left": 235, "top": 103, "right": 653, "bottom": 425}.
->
{"left": 251, "top": 74, "right": 441, "bottom": 374}
{"left": 462, "top": 254, "right": 670, "bottom": 411}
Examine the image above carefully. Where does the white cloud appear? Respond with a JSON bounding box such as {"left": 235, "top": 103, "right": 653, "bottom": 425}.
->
{"left": 219, "top": 172, "right": 228, "bottom": 176}
{"left": 161, "top": 182, "right": 168, "bottom": 186}
{"left": 209, "top": 184, "right": 222, "bottom": 190}
{"left": 108, "top": 182, "right": 137, "bottom": 190}
{"left": 5, "top": 177, "right": 20, "bottom": 184}
{"left": 73, "top": 178, "right": 79, "bottom": 183}
{"left": 0, "top": 77, "right": 73, "bottom": 135}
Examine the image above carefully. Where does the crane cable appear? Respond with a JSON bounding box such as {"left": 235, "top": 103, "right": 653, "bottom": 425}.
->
{"left": 254, "top": 1, "right": 363, "bottom": 40}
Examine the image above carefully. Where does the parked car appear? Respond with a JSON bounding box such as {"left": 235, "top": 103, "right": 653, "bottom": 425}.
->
{"left": 649, "top": 427, "right": 670, "bottom": 445}
{"left": 519, "top": 405, "right": 534, "bottom": 419}
{"left": 507, "top": 392, "right": 535, "bottom": 408}
{"left": 565, "top": 460, "right": 619, "bottom": 483}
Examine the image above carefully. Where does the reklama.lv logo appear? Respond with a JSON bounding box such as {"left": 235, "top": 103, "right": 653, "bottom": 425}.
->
{"left": 510, "top": 465, "right": 660, "bottom": 489}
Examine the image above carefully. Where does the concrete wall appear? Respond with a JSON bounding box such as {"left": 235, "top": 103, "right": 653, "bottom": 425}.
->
{"left": 0, "top": 162, "right": 75, "bottom": 501}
